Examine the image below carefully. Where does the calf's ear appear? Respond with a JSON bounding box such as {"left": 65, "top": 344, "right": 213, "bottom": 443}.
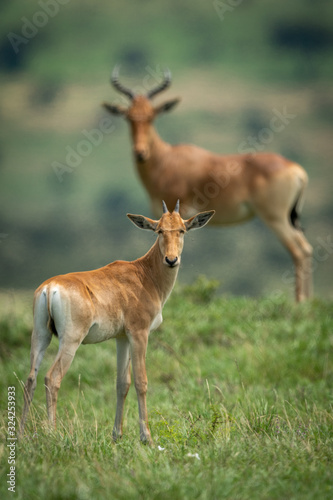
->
{"left": 127, "top": 214, "right": 158, "bottom": 231}
{"left": 185, "top": 210, "right": 215, "bottom": 231}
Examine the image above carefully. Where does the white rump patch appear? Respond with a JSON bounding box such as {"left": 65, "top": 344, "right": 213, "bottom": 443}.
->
{"left": 150, "top": 312, "right": 163, "bottom": 331}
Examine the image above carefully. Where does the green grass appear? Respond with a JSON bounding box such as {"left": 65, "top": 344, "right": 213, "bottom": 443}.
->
{"left": 0, "top": 283, "right": 332, "bottom": 499}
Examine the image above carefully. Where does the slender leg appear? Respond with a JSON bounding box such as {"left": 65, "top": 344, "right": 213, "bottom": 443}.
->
{"left": 19, "top": 327, "right": 52, "bottom": 436}
{"left": 113, "top": 336, "right": 131, "bottom": 441}
{"left": 292, "top": 229, "right": 313, "bottom": 300}
{"left": 253, "top": 164, "right": 312, "bottom": 301}
{"left": 128, "top": 329, "right": 152, "bottom": 445}
{"left": 264, "top": 218, "right": 313, "bottom": 302}
{"left": 44, "top": 338, "right": 81, "bottom": 427}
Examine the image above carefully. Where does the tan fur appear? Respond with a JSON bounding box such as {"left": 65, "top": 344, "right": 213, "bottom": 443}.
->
{"left": 104, "top": 88, "right": 313, "bottom": 301}
{"left": 19, "top": 205, "right": 214, "bottom": 444}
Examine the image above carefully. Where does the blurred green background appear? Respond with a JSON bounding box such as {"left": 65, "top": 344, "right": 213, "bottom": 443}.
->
{"left": 0, "top": 0, "right": 332, "bottom": 297}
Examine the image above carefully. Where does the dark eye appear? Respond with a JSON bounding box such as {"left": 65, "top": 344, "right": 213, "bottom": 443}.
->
{"left": 179, "top": 229, "right": 185, "bottom": 234}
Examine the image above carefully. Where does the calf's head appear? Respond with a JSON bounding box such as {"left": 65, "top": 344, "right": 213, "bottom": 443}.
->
{"left": 127, "top": 201, "right": 215, "bottom": 267}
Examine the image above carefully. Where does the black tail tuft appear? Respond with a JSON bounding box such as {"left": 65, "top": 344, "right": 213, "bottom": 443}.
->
{"left": 47, "top": 316, "right": 58, "bottom": 337}
{"left": 290, "top": 202, "right": 303, "bottom": 232}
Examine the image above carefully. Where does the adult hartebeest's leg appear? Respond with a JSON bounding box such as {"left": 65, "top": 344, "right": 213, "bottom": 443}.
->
{"left": 113, "top": 336, "right": 131, "bottom": 441}
{"left": 262, "top": 217, "right": 313, "bottom": 301}
{"left": 253, "top": 165, "right": 312, "bottom": 301}
{"left": 44, "top": 337, "right": 81, "bottom": 427}
{"left": 128, "top": 329, "right": 152, "bottom": 444}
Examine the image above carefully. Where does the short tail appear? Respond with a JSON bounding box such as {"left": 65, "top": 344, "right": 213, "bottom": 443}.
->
{"left": 47, "top": 316, "right": 58, "bottom": 336}
{"left": 290, "top": 199, "right": 302, "bottom": 230}
{"left": 289, "top": 166, "right": 308, "bottom": 232}
{"left": 45, "top": 286, "right": 58, "bottom": 337}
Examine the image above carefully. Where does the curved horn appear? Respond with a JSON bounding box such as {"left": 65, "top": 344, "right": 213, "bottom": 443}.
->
{"left": 146, "top": 68, "right": 171, "bottom": 99}
{"left": 162, "top": 200, "right": 168, "bottom": 214}
{"left": 111, "top": 66, "right": 135, "bottom": 100}
{"left": 174, "top": 200, "right": 180, "bottom": 213}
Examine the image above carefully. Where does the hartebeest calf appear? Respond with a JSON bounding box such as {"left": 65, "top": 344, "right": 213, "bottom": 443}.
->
{"left": 103, "top": 67, "right": 313, "bottom": 302}
{"left": 20, "top": 202, "right": 214, "bottom": 444}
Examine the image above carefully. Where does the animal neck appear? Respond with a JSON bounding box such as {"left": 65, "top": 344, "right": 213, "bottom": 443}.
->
{"left": 134, "top": 125, "right": 171, "bottom": 194}
{"left": 137, "top": 238, "right": 179, "bottom": 306}
{"left": 148, "top": 126, "right": 170, "bottom": 158}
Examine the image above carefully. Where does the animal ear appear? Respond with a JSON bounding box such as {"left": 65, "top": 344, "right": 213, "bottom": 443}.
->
{"left": 184, "top": 210, "right": 215, "bottom": 231}
{"left": 154, "top": 98, "right": 181, "bottom": 115}
{"left": 127, "top": 214, "right": 158, "bottom": 231}
{"left": 102, "top": 102, "right": 127, "bottom": 116}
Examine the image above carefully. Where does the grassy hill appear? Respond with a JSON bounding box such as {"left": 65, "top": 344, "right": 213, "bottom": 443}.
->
{"left": 0, "top": 4, "right": 332, "bottom": 497}
{"left": 0, "top": 286, "right": 332, "bottom": 499}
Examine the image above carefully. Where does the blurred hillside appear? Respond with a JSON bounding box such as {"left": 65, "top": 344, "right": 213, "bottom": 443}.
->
{"left": 0, "top": 0, "right": 332, "bottom": 298}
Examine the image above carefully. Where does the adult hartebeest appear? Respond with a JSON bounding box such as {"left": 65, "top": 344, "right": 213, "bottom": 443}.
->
{"left": 103, "top": 67, "right": 313, "bottom": 302}
{"left": 19, "top": 202, "right": 214, "bottom": 444}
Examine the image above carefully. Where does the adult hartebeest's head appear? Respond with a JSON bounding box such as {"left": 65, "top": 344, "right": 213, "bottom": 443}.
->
{"left": 103, "top": 66, "right": 180, "bottom": 162}
{"left": 127, "top": 201, "right": 215, "bottom": 268}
